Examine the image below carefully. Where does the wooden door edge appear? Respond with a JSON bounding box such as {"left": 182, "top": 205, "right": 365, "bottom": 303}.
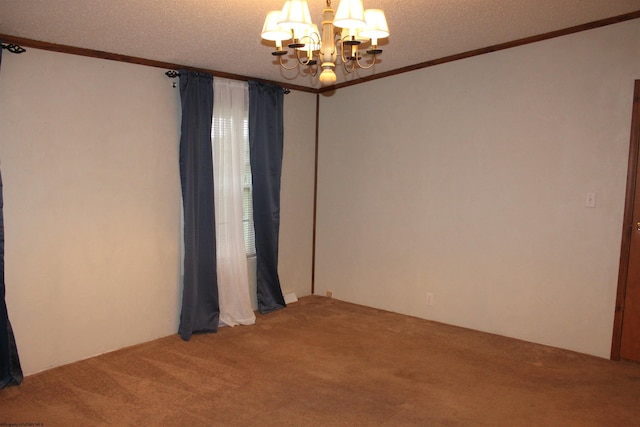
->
{"left": 611, "top": 80, "right": 640, "bottom": 360}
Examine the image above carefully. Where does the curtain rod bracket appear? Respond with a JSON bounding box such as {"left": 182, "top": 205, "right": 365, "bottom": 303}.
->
{"left": 1, "top": 43, "right": 26, "bottom": 54}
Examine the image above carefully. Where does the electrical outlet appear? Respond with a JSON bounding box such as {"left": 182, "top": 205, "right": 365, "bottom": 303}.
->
{"left": 426, "top": 292, "right": 434, "bottom": 306}
{"left": 585, "top": 192, "right": 596, "bottom": 208}
{"left": 326, "top": 290, "right": 333, "bottom": 298}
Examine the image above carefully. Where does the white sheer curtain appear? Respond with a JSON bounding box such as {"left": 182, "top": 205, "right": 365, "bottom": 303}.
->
{"left": 212, "top": 78, "right": 256, "bottom": 326}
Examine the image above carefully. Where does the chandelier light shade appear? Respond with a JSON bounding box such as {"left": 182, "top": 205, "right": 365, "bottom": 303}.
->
{"left": 359, "top": 9, "right": 389, "bottom": 44}
{"left": 261, "top": 10, "right": 292, "bottom": 44}
{"left": 260, "top": 0, "right": 391, "bottom": 86}
{"left": 333, "top": 0, "right": 366, "bottom": 29}
{"left": 278, "top": 0, "right": 313, "bottom": 37}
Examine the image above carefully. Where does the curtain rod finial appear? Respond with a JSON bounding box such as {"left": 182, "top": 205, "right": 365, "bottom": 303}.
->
{"left": 1, "top": 43, "right": 26, "bottom": 54}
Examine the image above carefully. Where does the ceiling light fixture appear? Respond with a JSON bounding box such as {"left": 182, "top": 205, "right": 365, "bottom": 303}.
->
{"left": 261, "top": 0, "right": 390, "bottom": 86}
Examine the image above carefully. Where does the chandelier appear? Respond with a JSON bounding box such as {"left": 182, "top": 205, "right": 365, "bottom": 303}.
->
{"left": 260, "top": 0, "right": 390, "bottom": 86}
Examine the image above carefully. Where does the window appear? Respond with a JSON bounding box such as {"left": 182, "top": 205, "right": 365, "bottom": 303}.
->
{"left": 242, "top": 119, "right": 256, "bottom": 257}
{"left": 211, "top": 114, "right": 255, "bottom": 258}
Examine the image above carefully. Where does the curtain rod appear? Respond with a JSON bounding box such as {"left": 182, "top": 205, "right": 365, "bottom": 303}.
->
{"left": 165, "top": 70, "right": 290, "bottom": 94}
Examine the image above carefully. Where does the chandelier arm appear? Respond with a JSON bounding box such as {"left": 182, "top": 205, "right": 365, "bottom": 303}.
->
{"left": 342, "top": 57, "right": 357, "bottom": 74}
{"left": 337, "top": 38, "right": 357, "bottom": 74}
{"left": 337, "top": 38, "right": 350, "bottom": 67}
{"left": 295, "top": 34, "right": 320, "bottom": 67}
{"left": 340, "top": 50, "right": 352, "bottom": 67}
{"left": 354, "top": 54, "right": 377, "bottom": 70}
{"left": 296, "top": 48, "right": 316, "bottom": 66}
{"left": 278, "top": 54, "right": 301, "bottom": 71}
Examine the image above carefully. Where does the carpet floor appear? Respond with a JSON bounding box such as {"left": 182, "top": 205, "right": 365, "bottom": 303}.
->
{"left": 1, "top": 295, "right": 640, "bottom": 426}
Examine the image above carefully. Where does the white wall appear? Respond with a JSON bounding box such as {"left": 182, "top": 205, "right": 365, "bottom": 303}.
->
{"left": 0, "top": 48, "right": 317, "bottom": 375}
{"left": 315, "top": 20, "right": 640, "bottom": 358}
{"left": 0, "top": 49, "right": 183, "bottom": 374}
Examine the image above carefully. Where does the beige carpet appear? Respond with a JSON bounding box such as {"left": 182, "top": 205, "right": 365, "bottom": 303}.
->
{"left": 1, "top": 295, "right": 640, "bottom": 426}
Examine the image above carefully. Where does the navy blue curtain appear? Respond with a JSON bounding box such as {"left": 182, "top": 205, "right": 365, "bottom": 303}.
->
{"left": 178, "top": 70, "right": 219, "bottom": 340}
{"left": 248, "top": 81, "right": 286, "bottom": 314}
{"left": 0, "top": 43, "right": 24, "bottom": 389}
{"left": 0, "top": 171, "right": 23, "bottom": 390}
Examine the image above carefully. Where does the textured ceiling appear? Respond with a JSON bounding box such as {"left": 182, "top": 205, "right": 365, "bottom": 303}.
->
{"left": 0, "top": 0, "right": 639, "bottom": 89}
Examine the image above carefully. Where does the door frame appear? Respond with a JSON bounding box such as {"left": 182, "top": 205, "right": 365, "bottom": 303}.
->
{"left": 612, "top": 80, "right": 640, "bottom": 360}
